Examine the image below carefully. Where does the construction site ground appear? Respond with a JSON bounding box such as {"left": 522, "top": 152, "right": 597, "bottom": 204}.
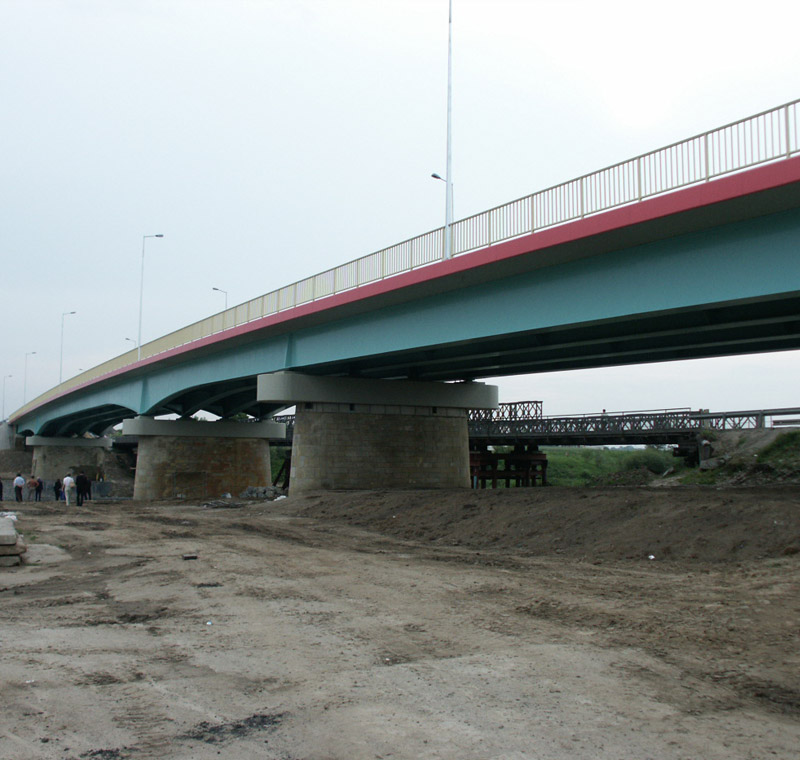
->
{"left": 1, "top": 485, "right": 799, "bottom": 759}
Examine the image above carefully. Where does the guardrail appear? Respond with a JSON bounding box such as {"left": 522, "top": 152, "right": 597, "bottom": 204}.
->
{"left": 14, "top": 98, "right": 800, "bottom": 421}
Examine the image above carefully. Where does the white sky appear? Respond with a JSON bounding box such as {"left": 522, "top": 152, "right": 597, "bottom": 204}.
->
{"left": 1, "top": 0, "right": 798, "bottom": 418}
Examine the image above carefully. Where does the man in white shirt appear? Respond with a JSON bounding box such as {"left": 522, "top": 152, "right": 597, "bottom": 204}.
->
{"left": 13, "top": 473, "right": 25, "bottom": 502}
{"left": 62, "top": 474, "right": 76, "bottom": 507}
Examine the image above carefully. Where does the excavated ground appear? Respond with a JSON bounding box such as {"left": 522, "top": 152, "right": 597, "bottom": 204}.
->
{"left": 1, "top": 486, "right": 799, "bottom": 759}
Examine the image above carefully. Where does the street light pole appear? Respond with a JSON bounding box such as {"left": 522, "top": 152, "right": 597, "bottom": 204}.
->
{"left": 23, "top": 351, "right": 36, "bottom": 405}
{"left": 2, "top": 374, "right": 12, "bottom": 420}
{"left": 138, "top": 234, "right": 164, "bottom": 361}
{"left": 212, "top": 287, "right": 228, "bottom": 310}
{"left": 444, "top": 0, "right": 454, "bottom": 259}
{"left": 60, "top": 310, "right": 76, "bottom": 384}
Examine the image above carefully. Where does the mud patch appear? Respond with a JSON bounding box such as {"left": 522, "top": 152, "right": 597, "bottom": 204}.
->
{"left": 147, "top": 516, "right": 198, "bottom": 527}
{"left": 79, "top": 749, "right": 130, "bottom": 759}
{"left": 735, "top": 677, "right": 800, "bottom": 714}
{"left": 179, "top": 712, "right": 285, "bottom": 744}
{"left": 76, "top": 672, "right": 124, "bottom": 686}
{"left": 65, "top": 522, "right": 111, "bottom": 531}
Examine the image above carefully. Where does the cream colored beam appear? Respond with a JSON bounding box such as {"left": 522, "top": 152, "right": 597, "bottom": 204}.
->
{"left": 122, "top": 417, "right": 285, "bottom": 439}
{"left": 257, "top": 371, "right": 498, "bottom": 410}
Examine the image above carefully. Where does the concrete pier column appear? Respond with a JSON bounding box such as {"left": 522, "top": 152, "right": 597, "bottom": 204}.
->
{"left": 291, "top": 403, "right": 471, "bottom": 490}
{"left": 122, "top": 417, "right": 285, "bottom": 501}
{"left": 257, "top": 372, "right": 498, "bottom": 492}
{"left": 27, "top": 436, "right": 112, "bottom": 481}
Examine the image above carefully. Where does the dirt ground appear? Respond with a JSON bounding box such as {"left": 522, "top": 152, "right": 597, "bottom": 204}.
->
{"left": 1, "top": 486, "right": 799, "bottom": 760}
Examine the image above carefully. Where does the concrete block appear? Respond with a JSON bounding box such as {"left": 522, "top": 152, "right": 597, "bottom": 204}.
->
{"left": 0, "top": 540, "right": 26, "bottom": 556}
{"left": 0, "top": 517, "right": 18, "bottom": 546}
{"left": 0, "top": 554, "right": 22, "bottom": 567}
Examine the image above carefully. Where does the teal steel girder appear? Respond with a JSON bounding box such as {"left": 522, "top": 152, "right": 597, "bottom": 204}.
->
{"left": 16, "top": 204, "right": 800, "bottom": 435}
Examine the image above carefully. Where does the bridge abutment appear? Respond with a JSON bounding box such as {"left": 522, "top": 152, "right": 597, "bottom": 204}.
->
{"left": 257, "top": 372, "right": 498, "bottom": 492}
{"left": 122, "top": 417, "right": 285, "bottom": 501}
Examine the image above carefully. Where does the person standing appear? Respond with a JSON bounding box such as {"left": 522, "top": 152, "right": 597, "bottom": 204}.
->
{"left": 26, "top": 475, "right": 38, "bottom": 501}
{"left": 35, "top": 477, "right": 44, "bottom": 502}
{"left": 53, "top": 478, "right": 62, "bottom": 503}
{"left": 13, "top": 473, "right": 24, "bottom": 502}
{"left": 75, "top": 471, "right": 90, "bottom": 507}
{"left": 62, "top": 473, "right": 76, "bottom": 507}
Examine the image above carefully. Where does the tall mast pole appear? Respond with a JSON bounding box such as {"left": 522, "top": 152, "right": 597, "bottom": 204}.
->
{"left": 444, "top": 0, "right": 454, "bottom": 259}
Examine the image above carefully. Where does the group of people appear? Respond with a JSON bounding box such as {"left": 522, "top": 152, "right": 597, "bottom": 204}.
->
{"left": 0, "top": 472, "right": 92, "bottom": 506}
{"left": 4, "top": 473, "right": 44, "bottom": 502}
{"left": 55, "top": 472, "right": 92, "bottom": 506}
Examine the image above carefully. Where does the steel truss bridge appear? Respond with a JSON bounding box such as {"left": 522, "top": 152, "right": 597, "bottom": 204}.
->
{"left": 467, "top": 404, "right": 800, "bottom": 447}
{"left": 270, "top": 404, "right": 800, "bottom": 448}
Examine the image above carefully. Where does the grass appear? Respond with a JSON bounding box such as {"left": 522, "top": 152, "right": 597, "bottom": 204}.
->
{"left": 756, "top": 430, "right": 800, "bottom": 467}
{"left": 537, "top": 446, "right": 681, "bottom": 487}
{"left": 679, "top": 431, "right": 800, "bottom": 485}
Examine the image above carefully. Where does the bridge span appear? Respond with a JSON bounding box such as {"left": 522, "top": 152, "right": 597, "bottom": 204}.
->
{"left": 9, "top": 99, "right": 800, "bottom": 495}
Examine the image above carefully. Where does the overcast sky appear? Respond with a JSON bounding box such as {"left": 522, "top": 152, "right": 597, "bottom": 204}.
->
{"left": 2, "top": 0, "right": 798, "bottom": 419}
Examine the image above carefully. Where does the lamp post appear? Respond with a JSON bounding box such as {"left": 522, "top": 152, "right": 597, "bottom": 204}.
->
{"left": 138, "top": 233, "right": 164, "bottom": 361}
{"left": 125, "top": 337, "right": 137, "bottom": 349}
{"left": 432, "top": 172, "right": 455, "bottom": 255}
{"left": 212, "top": 287, "right": 228, "bottom": 310}
{"left": 60, "top": 310, "right": 76, "bottom": 383}
{"left": 2, "top": 374, "right": 11, "bottom": 420}
{"left": 443, "top": 0, "right": 454, "bottom": 258}
{"left": 23, "top": 351, "right": 36, "bottom": 405}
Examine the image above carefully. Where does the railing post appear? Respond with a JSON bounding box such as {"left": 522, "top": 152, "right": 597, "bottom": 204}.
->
{"left": 704, "top": 132, "right": 710, "bottom": 181}
{"left": 636, "top": 156, "right": 642, "bottom": 201}
{"left": 580, "top": 176, "right": 585, "bottom": 218}
{"left": 786, "top": 105, "right": 792, "bottom": 158}
{"left": 530, "top": 194, "right": 536, "bottom": 233}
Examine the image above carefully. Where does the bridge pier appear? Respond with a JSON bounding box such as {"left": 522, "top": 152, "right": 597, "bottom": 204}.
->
{"left": 122, "top": 417, "right": 285, "bottom": 501}
{"left": 27, "top": 436, "right": 113, "bottom": 481}
{"left": 258, "top": 372, "right": 498, "bottom": 492}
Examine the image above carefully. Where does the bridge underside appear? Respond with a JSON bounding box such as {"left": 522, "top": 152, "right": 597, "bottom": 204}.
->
{"left": 38, "top": 404, "right": 137, "bottom": 437}
{"left": 299, "top": 291, "right": 800, "bottom": 382}
{"left": 156, "top": 378, "right": 286, "bottom": 421}
{"left": 32, "top": 289, "right": 800, "bottom": 437}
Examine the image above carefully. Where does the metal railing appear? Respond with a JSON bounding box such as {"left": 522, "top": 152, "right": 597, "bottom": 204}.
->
{"left": 14, "top": 99, "right": 800, "bottom": 421}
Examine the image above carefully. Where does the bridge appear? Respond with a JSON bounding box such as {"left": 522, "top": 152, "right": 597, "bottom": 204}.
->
{"left": 272, "top": 403, "right": 799, "bottom": 447}
{"left": 9, "top": 99, "right": 800, "bottom": 495}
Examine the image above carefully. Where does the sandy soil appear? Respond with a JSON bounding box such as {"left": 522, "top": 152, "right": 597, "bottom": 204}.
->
{"left": 1, "top": 486, "right": 799, "bottom": 759}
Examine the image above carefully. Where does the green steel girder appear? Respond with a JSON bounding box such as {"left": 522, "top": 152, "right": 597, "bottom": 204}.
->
{"left": 15, "top": 202, "right": 800, "bottom": 436}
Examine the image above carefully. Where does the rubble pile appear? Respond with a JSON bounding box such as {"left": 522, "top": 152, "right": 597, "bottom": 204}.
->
{"left": 0, "top": 514, "right": 26, "bottom": 567}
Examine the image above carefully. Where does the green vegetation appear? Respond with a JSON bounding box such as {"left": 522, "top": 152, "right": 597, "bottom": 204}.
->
{"left": 756, "top": 430, "right": 800, "bottom": 467}
{"left": 270, "top": 446, "right": 291, "bottom": 485}
{"left": 540, "top": 445, "right": 681, "bottom": 487}
{"left": 679, "top": 431, "right": 800, "bottom": 486}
